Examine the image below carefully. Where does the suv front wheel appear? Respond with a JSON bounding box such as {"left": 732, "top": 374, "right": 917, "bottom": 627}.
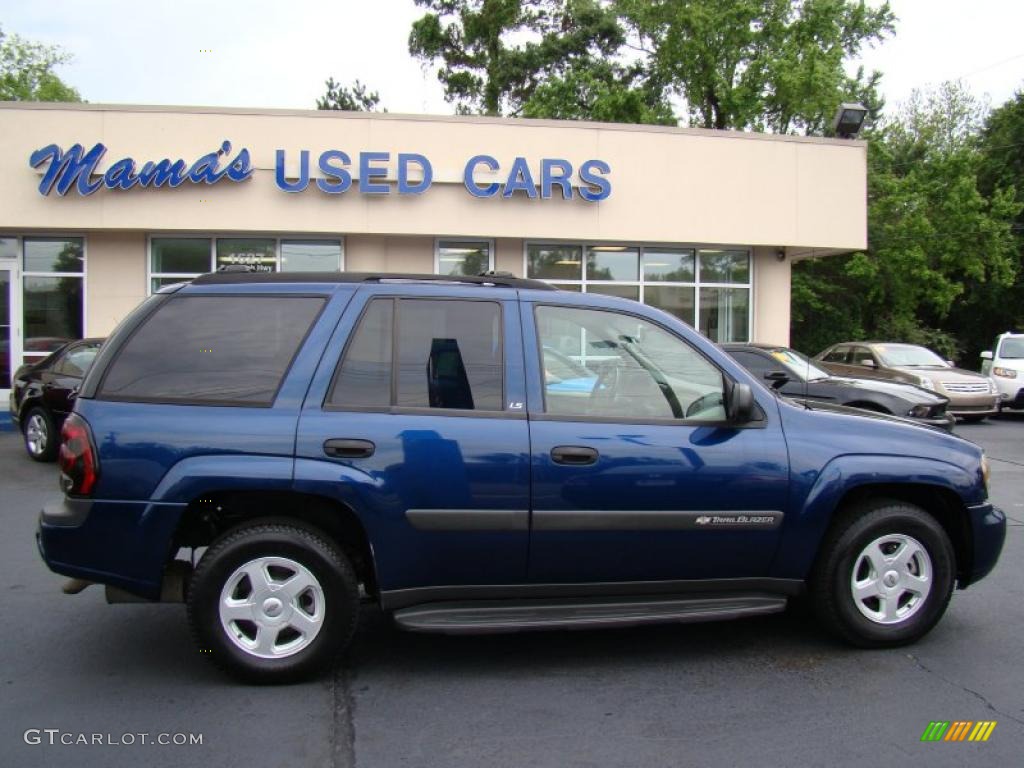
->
{"left": 812, "top": 500, "right": 955, "bottom": 647}
{"left": 187, "top": 522, "right": 359, "bottom": 683}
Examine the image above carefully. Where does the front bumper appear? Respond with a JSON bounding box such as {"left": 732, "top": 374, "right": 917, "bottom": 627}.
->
{"left": 939, "top": 391, "right": 1000, "bottom": 417}
{"left": 914, "top": 412, "right": 956, "bottom": 431}
{"left": 37, "top": 496, "right": 187, "bottom": 600}
{"left": 961, "top": 501, "right": 1006, "bottom": 587}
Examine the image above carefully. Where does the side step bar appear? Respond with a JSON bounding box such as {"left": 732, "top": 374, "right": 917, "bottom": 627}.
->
{"left": 393, "top": 593, "right": 787, "bottom": 634}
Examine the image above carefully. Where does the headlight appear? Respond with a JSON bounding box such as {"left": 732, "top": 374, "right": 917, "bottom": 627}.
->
{"left": 908, "top": 404, "right": 932, "bottom": 418}
{"left": 981, "top": 454, "right": 991, "bottom": 491}
{"left": 993, "top": 367, "right": 1018, "bottom": 379}
{"left": 918, "top": 377, "right": 935, "bottom": 390}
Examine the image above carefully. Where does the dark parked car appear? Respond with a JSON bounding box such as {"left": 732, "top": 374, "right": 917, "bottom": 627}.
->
{"left": 10, "top": 338, "right": 103, "bottom": 461}
{"left": 37, "top": 273, "right": 1004, "bottom": 683}
{"left": 723, "top": 343, "right": 954, "bottom": 430}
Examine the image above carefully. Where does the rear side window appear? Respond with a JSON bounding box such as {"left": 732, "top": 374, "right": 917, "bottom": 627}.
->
{"left": 328, "top": 298, "right": 503, "bottom": 412}
{"left": 822, "top": 347, "right": 849, "bottom": 363}
{"left": 98, "top": 295, "right": 324, "bottom": 405}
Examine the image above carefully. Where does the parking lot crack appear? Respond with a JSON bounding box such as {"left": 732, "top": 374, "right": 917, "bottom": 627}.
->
{"left": 907, "top": 653, "right": 1024, "bottom": 726}
{"left": 331, "top": 661, "right": 357, "bottom": 768}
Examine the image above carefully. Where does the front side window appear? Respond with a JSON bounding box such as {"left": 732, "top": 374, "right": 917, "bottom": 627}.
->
{"left": 437, "top": 241, "right": 492, "bottom": 277}
{"left": 329, "top": 298, "right": 504, "bottom": 412}
{"left": 98, "top": 295, "right": 324, "bottom": 405}
{"left": 535, "top": 305, "right": 726, "bottom": 421}
{"left": 823, "top": 347, "right": 850, "bottom": 363}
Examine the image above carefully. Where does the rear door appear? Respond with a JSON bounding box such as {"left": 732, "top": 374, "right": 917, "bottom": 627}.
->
{"left": 522, "top": 300, "right": 790, "bottom": 584}
{"left": 294, "top": 286, "right": 531, "bottom": 594}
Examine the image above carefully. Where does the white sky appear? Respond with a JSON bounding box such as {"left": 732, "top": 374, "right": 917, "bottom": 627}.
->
{"left": 1, "top": 0, "right": 1022, "bottom": 118}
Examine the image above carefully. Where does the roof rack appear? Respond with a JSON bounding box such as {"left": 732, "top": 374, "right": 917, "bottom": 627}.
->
{"left": 191, "top": 270, "right": 557, "bottom": 290}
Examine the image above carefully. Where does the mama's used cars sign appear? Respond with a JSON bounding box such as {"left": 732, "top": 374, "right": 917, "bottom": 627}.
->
{"left": 28, "top": 141, "right": 612, "bottom": 201}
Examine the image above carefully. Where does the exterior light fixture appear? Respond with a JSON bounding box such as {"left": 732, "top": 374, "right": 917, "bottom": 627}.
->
{"left": 832, "top": 103, "right": 868, "bottom": 139}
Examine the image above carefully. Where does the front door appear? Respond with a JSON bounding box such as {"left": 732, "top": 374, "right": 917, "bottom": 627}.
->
{"left": 294, "top": 287, "right": 531, "bottom": 594}
{"left": 523, "top": 302, "right": 790, "bottom": 584}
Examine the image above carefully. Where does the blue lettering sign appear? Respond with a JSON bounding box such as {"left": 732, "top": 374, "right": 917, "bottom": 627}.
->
{"left": 502, "top": 157, "right": 538, "bottom": 199}
{"left": 30, "top": 141, "right": 253, "bottom": 196}
{"left": 276, "top": 149, "right": 310, "bottom": 193}
{"left": 316, "top": 150, "right": 352, "bottom": 194}
{"left": 398, "top": 153, "right": 433, "bottom": 195}
{"left": 359, "top": 152, "right": 390, "bottom": 194}
{"left": 578, "top": 159, "right": 611, "bottom": 202}
{"left": 463, "top": 155, "right": 500, "bottom": 198}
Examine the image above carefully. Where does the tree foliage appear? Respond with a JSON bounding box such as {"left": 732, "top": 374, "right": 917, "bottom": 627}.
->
{"left": 617, "top": 0, "right": 894, "bottom": 133}
{"left": 792, "top": 82, "right": 1022, "bottom": 361}
{"left": 0, "top": 25, "right": 82, "bottom": 102}
{"left": 408, "top": 0, "right": 673, "bottom": 123}
{"left": 316, "top": 77, "right": 385, "bottom": 111}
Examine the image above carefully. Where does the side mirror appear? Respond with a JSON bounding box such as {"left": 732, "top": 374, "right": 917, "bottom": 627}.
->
{"left": 858, "top": 358, "right": 876, "bottom": 368}
{"left": 763, "top": 370, "right": 790, "bottom": 390}
{"left": 727, "top": 382, "right": 756, "bottom": 423}
{"left": 980, "top": 351, "right": 994, "bottom": 360}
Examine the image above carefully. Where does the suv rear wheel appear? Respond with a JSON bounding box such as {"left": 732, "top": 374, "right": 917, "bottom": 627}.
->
{"left": 187, "top": 522, "right": 359, "bottom": 683}
{"left": 812, "top": 500, "right": 955, "bottom": 647}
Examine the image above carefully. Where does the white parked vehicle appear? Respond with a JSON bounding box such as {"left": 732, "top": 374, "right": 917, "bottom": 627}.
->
{"left": 981, "top": 332, "right": 1024, "bottom": 412}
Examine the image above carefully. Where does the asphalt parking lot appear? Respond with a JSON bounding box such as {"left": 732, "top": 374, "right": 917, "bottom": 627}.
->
{"left": 0, "top": 416, "right": 1022, "bottom": 768}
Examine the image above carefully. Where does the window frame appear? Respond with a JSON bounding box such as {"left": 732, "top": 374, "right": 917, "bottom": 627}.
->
{"left": 433, "top": 237, "right": 496, "bottom": 277}
{"left": 146, "top": 234, "right": 345, "bottom": 294}
{"left": 529, "top": 301, "right": 764, "bottom": 429}
{"left": 324, "top": 295, "right": 512, "bottom": 419}
{"left": 523, "top": 240, "right": 753, "bottom": 342}
{"left": 94, "top": 292, "right": 328, "bottom": 408}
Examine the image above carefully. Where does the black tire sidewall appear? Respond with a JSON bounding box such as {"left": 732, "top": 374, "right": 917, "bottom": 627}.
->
{"left": 24, "top": 406, "right": 58, "bottom": 462}
{"left": 188, "top": 525, "right": 358, "bottom": 683}
{"left": 822, "top": 506, "right": 955, "bottom": 647}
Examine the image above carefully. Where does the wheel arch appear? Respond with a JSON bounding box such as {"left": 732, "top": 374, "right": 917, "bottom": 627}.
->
{"left": 170, "top": 489, "right": 379, "bottom": 598}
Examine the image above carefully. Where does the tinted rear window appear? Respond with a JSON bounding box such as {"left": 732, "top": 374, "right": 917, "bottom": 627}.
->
{"left": 98, "top": 295, "right": 324, "bottom": 405}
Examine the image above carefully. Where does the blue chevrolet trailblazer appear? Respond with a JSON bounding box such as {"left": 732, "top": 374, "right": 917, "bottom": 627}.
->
{"left": 37, "top": 271, "right": 1005, "bottom": 682}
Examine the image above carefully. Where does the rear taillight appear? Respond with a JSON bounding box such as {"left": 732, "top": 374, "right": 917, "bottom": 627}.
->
{"left": 58, "top": 413, "right": 99, "bottom": 497}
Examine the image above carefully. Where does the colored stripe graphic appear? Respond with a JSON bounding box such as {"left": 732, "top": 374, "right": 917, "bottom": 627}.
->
{"left": 968, "top": 721, "right": 997, "bottom": 742}
{"left": 921, "top": 720, "right": 996, "bottom": 742}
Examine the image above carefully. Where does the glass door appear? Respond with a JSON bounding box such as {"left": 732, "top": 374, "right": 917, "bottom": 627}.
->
{"left": 0, "top": 263, "right": 14, "bottom": 394}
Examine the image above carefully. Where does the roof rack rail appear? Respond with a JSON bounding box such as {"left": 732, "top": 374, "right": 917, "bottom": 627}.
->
{"left": 191, "top": 271, "right": 558, "bottom": 290}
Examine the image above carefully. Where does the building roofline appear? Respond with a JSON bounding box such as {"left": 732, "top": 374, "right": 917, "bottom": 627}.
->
{"left": 0, "top": 101, "right": 867, "bottom": 148}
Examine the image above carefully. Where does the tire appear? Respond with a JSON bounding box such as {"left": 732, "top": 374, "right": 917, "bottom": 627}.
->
{"left": 23, "top": 406, "right": 58, "bottom": 462}
{"left": 811, "top": 499, "right": 955, "bottom": 648}
{"left": 187, "top": 522, "right": 359, "bottom": 684}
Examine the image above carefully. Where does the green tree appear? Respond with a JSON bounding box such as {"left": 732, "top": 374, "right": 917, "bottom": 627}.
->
{"left": 618, "top": 0, "right": 894, "bottom": 133}
{"left": 792, "top": 83, "right": 1021, "bottom": 362}
{"left": 408, "top": 0, "right": 672, "bottom": 123}
{"left": 316, "top": 78, "right": 385, "bottom": 111}
{"left": 0, "top": 25, "right": 81, "bottom": 102}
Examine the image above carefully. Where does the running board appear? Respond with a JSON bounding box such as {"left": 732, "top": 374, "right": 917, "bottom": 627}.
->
{"left": 392, "top": 594, "right": 787, "bottom": 634}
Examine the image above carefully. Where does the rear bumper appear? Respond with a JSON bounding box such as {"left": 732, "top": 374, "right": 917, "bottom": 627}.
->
{"left": 961, "top": 501, "right": 1006, "bottom": 587}
{"left": 37, "top": 496, "right": 187, "bottom": 600}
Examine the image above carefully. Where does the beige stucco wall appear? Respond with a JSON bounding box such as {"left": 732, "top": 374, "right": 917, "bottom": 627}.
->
{"left": 85, "top": 231, "right": 146, "bottom": 336}
{"left": 0, "top": 103, "right": 866, "bottom": 251}
{"left": 751, "top": 246, "right": 792, "bottom": 346}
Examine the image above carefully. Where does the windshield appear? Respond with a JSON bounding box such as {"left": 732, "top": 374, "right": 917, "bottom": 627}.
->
{"left": 874, "top": 344, "right": 947, "bottom": 367}
{"left": 768, "top": 348, "right": 831, "bottom": 381}
{"left": 999, "top": 338, "right": 1024, "bottom": 359}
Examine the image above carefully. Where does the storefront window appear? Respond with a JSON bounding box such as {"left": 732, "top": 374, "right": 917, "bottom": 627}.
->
{"left": 700, "top": 287, "right": 750, "bottom": 343}
{"left": 527, "top": 242, "right": 750, "bottom": 342}
{"left": 436, "top": 240, "right": 491, "bottom": 276}
{"left": 644, "top": 248, "right": 695, "bottom": 282}
{"left": 152, "top": 238, "right": 211, "bottom": 274}
{"left": 0, "top": 237, "right": 17, "bottom": 260}
{"left": 586, "top": 246, "right": 639, "bottom": 282}
{"left": 527, "top": 244, "right": 583, "bottom": 281}
{"left": 699, "top": 249, "right": 749, "bottom": 283}
{"left": 149, "top": 236, "right": 345, "bottom": 293}
{"left": 22, "top": 237, "right": 85, "bottom": 363}
{"left": 281, "top": 240, "right": 342, "bottom": 272}
{"left": 216, "top": 238, "right": 277, "bottom": 273}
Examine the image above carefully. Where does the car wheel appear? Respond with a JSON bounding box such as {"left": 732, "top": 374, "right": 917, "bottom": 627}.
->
{"left": 811, "top": 500, "right": 955, "bottom": 648}
{"left": 23, "top": 407, "right": 58, "bottom": 462}
{"left": 187, "top": 522, "right": 359, "bottom": 683}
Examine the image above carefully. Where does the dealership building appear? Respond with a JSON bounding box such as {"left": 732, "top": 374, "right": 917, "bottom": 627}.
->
{"left": 0, "top": 102, "right": 866, "bottom": 400}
